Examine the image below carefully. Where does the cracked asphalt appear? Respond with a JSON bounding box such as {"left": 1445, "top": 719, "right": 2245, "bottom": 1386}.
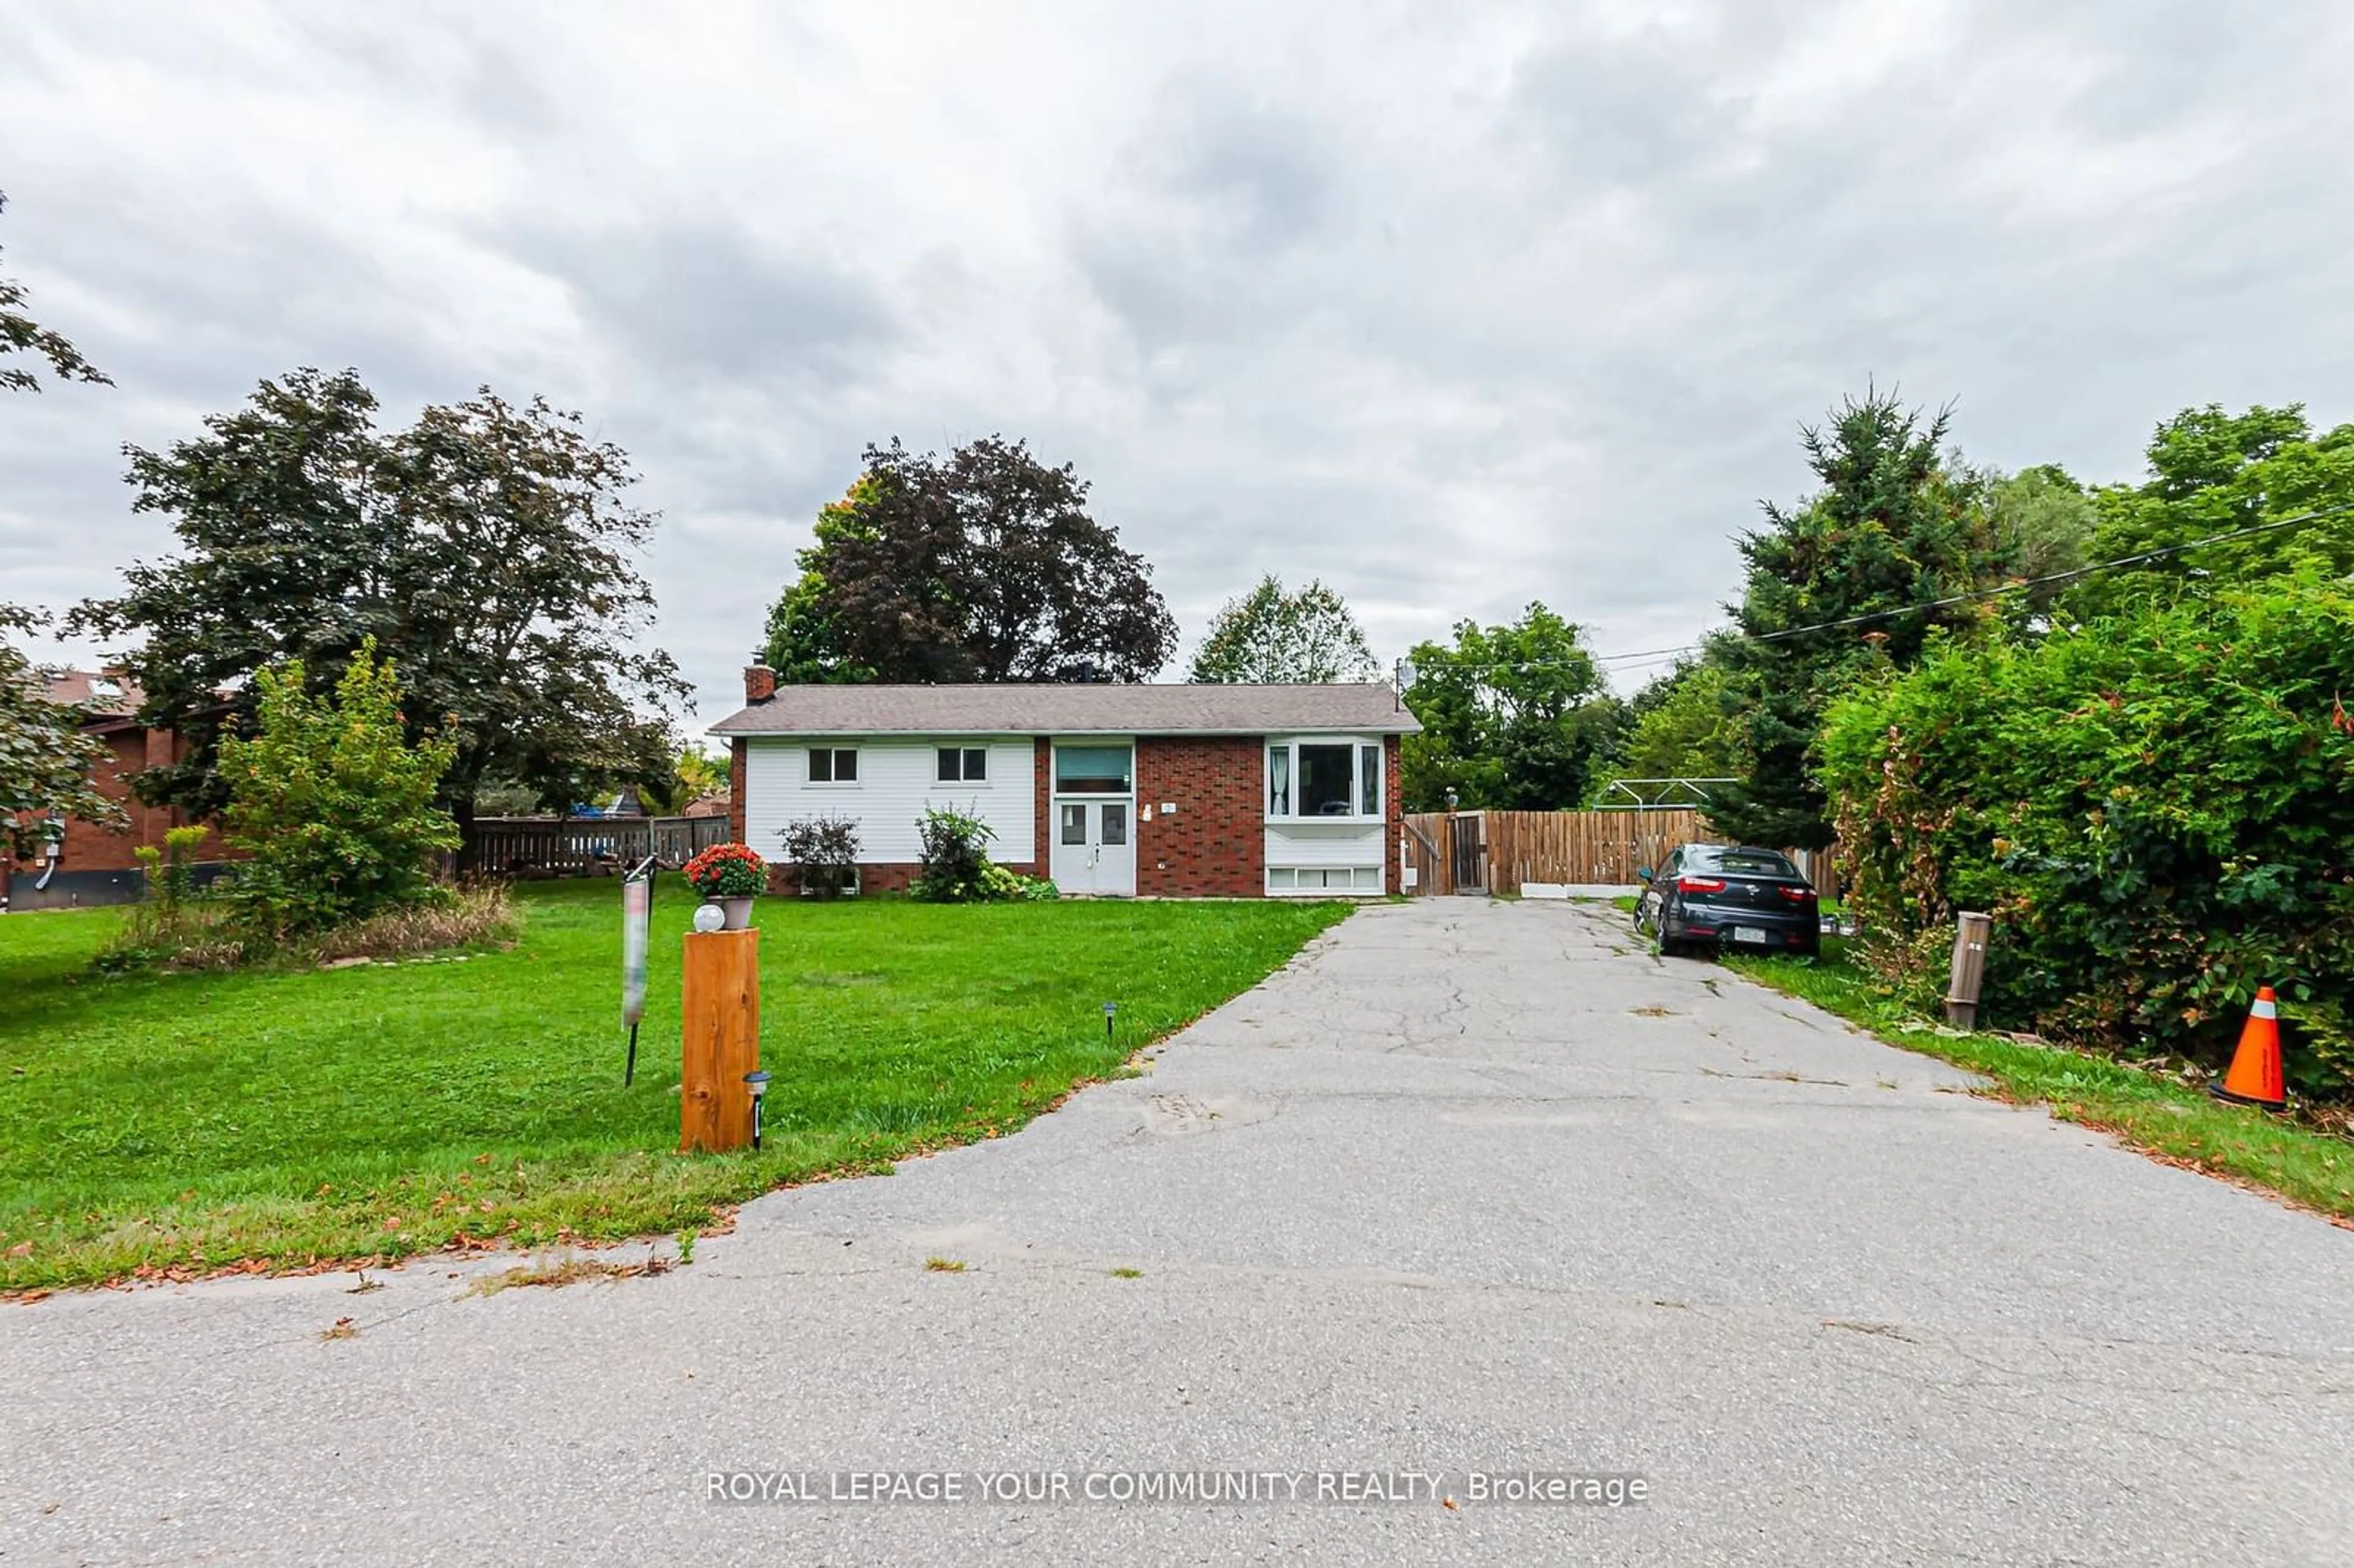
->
{"left": 7, "top": 899, "right": 2352, "bottom": 1565}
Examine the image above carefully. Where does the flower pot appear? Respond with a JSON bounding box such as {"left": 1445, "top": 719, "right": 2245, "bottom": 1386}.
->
{"left": 720, "top": 895, "right": 756, "bottom": 931}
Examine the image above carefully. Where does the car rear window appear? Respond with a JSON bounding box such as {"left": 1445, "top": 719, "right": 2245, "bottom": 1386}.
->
{"left": 1693, "top": 848, "right": 1800, "bottom": 877}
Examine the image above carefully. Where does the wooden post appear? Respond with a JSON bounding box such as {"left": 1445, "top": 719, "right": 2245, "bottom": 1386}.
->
{"left": 1945, "top": 911, "right": 1992, "bottom": 1030}
{"left": 680, "top": 929, "right": 760, "bottom": 1153}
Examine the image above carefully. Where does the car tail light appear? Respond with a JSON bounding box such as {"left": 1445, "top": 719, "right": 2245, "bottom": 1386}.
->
{"left": 1779, "top": 886, "right": 1818, "bottom": 903}
{"left": 1676, "top": 876, "right": 1726, "bottom": 894}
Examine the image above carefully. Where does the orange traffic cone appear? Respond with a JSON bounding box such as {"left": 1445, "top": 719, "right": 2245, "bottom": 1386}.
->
{"left": 2210, "top": 986, "right": 2286, "bottom": 1110}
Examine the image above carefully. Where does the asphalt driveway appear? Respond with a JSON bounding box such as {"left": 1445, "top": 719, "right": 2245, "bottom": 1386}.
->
{"left": 7, "top": 899, "right": 2351, "bottom": 1564}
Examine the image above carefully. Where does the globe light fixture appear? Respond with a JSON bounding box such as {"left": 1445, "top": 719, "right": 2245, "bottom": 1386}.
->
{"left": 691, "top": 901, "right": 726, "bottom": 934}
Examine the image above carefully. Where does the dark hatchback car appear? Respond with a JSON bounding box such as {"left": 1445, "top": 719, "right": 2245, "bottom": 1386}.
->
{"left": 1634, "top": 843, "right": 1820, "bottom": 958}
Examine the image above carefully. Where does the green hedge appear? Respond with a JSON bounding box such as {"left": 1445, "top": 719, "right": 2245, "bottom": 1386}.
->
{"left": 1820, "top": 579, "right": 2354, "bottom": 1099}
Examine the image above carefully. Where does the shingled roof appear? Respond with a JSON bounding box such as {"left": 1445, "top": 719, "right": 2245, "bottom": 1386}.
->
{"left": 710, "top": 683, "right": 1420, "bottom": 737}
{"left": 35, "top": 670, "right": 148, "bottom": 732}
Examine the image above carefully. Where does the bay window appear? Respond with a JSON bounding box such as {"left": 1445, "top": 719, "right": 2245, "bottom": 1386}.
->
{"left": 1265, "top": 738, "right": 1382, "bottom": 820}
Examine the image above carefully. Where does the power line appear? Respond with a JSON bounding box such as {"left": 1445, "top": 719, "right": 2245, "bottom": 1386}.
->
{"left": 1578, "top": 499, "right": 2354, "bottom": 670}
{"left": 1392, "top": 501, "right": 2354, "bottom": 691}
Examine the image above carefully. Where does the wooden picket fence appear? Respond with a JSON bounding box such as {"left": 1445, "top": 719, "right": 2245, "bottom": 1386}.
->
{"left": 1403, "top": 809, "right": 1837, "bottom": 897}
{"left": 468, "top": 814, "right": 730, "bottom": 875}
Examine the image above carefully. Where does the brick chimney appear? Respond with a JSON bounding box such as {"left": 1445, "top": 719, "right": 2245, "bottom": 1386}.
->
{"left": 744, "top": 657, "right": 777, "bottom": 704}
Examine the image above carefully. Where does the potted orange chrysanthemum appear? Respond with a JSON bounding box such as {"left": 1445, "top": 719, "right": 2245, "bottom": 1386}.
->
{"left": 684, "top": 842, "right": 767, "bottom": 930}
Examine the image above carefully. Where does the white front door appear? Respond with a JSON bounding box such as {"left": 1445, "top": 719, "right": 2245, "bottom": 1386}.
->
{"left": 1049, "top": 741, "right": 1135, "bottom": 897}
{"left": 1051, "top": 799, "right": 1135, "bottom": 897}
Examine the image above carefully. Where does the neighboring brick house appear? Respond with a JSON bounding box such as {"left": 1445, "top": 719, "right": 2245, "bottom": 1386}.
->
{"left": 2, "top": 672, "right": 227, "bottom": 911}
{"left": 712, "top": 668, "right": 1418, "bottom": 897}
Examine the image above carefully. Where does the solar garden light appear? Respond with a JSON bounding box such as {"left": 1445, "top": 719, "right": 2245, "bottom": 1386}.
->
{"left": 1103, "top": 1001, "right": 1117, "bottom": 1047}
{"left": 742, "top": 1070, "right": 772, "bottom": 1151}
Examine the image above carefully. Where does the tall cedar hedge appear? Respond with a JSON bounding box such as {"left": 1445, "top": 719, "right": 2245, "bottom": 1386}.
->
{"left": 1821, "top": 578, "right": 2354, "bottom": 1099}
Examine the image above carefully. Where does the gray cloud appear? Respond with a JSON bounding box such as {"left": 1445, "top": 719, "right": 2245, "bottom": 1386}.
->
{"left": 491, "top": 218, "right": 902, "bottom": 380}
{"left": 1073, "top": 84, "right": 1349, "bottom": 362}
{"left": 5, "top": 0, "right": 2353, "bottom": 729}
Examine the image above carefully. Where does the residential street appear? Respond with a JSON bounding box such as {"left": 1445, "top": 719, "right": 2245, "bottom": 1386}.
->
{"left": 7, "top": 899, "right": 2351, "bottom": 1566}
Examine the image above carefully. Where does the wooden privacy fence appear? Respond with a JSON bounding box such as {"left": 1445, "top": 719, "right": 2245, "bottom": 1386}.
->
{"left": 1403, "top": 810, "right": 1838, "bottom": 897}
{"left": 1490, "top": 809, "right": 1708, "bottom": 891}
{"left": 470, "top": 815, "right": 730, "bottom": 875}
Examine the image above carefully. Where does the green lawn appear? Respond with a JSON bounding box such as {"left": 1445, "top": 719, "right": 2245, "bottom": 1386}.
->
{"left": 0, "top": 881, "right": 1350, "bottom": 1292}
{"left": 1720, "top": 940, "right": 2354, "bottom": 1224}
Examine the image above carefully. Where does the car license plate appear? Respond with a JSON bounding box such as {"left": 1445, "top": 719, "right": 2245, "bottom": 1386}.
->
{"left": 1734, "top": 926, "right": 1771, "bottom": 944}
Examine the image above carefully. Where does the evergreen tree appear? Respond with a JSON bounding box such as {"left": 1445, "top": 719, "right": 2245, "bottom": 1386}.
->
{"left": 1710, "top": 388, "right": 2004, "bottom": 848}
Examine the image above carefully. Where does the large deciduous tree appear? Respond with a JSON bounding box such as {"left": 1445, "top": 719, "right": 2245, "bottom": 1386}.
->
{"left": 1708, "top": 387, "right": 2007, "bottom": 850}
{"left": 1984, "top": 463, "right": 2096, "bottom": 601}
{"left": 72, "top": 368, "right": 687, "bottom": 854}
{"left": 1187, "top": 574, "right": 1379, "bottom": 683}
{"left": 761, "top": 474, "right": 882, "bottom": 684}
{"left": 766, "top": 438, "right": 1176, "bottom": 683}
{"left": 1, "top": 191, "right": 110, "bottom": 394}
{"left": 1401, "top": 603, "right": 1625, "bottom": 811}
{"left": 2064, "top": 405, "right": 2354, "bottom": 622}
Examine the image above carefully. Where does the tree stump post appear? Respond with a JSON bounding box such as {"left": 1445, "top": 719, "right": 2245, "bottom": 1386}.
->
{"left": 1945, "top": 911, "right": 1992, "bottom": 1030}
{"left": 680, "top": 929, "right": 760, "bottom": 1153}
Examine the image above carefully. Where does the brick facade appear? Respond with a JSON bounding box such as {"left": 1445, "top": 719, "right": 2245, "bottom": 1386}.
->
{"left": 729, "top": 725, "right": 1403, "bottom": 902}
{"left": 1033, "top": 737, "right": 1053, "bottom": 883}
{"left": 1385, "top": 734, "right": 1403, "bottom": 896}
{"left": 728, "top": 738, "right": 748, "bottom": 846}
{"left": 1132, "top": 736, "right": 1268, "bottom": 897}
{"left": 4, "top": 721, "right": 231, "bottom": 910}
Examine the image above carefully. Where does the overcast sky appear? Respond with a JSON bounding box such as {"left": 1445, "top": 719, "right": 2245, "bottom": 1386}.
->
{"left": 5, "top": 0, "right": 2351, "bottom": 728}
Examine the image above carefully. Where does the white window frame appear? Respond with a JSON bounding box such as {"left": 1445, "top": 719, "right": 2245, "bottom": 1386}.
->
{"left": 807, "top": 745, "right": 861, "bottom": 786}
{"left": 935, "top": 744, "right": 991, "bottom": 786}
{"left": 1264, "top": 736, "right": 1384, "bottom": 823}
{"left": 1266, "top": 864, "right": 1385, "bottom": 895}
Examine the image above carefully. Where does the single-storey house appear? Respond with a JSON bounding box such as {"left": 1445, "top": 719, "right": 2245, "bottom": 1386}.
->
{"left": 710, "top": 664, "right": 1420, "bottom": 897}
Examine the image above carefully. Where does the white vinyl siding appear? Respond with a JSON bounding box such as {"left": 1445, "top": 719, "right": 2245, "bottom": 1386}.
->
{"left": 743, "top": 737, "right": 1035, "bottom": 864}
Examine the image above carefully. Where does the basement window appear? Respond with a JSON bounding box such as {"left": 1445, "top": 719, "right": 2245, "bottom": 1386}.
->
{"left": 1267, "top": 866, "right": 1384, "bottom": 894}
